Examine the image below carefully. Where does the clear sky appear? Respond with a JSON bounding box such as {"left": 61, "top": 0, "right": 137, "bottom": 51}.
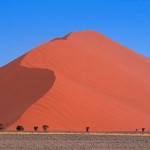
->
{"left": 0, "top": 0, "right": 150, "bottom": 66}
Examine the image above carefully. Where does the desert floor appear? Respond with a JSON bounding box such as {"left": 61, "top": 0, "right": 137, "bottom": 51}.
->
{"left": 0, "top": 132, "right": 150, "bottom": 150}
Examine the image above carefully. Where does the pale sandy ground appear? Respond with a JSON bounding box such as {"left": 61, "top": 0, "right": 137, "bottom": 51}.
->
{"left": 0, "top": 132, "right": 150, "bottom": 150}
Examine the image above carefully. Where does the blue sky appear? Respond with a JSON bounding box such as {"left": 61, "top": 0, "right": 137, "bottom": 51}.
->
{"left": 0, "top": 0, "right": 150, "bottom": 66}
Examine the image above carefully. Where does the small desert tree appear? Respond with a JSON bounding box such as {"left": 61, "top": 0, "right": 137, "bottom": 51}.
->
{"left": 42, "top": 125, "right": 49, "bottom": 131}
{"left": 86, "top": 127, "right": 90, "bottom": 132}
{"left": 34, "top": 126, "right": 38, "bottom": 131}
{"left": 142, "top": 128, "right": 145, "bottom": 133}
{"left": 16, "top": 125, "right": 24, "bottom": 131}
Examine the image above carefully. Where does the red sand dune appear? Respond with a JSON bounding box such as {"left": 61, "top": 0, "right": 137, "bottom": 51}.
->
{"left": 0, "top": 30, "right": 150, "bottom": 131}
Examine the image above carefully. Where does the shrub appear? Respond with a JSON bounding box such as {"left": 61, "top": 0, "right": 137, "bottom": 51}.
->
{"left": 142, "top": 128, "right": 145, "bottom": 133}
{"left": 16, "top": 125, "right": 24, "bottom": 131}
{"left": 0, "top": 123, "right": 3, "bottom": 131}
{"left": 86, "top": 127, "right": 90, "bottom": 132}
{"left": 135, "top": 129, "right": 138, "bottom": 132}
{"left": 34, "top": 126, "right": 38, "bottom": 131}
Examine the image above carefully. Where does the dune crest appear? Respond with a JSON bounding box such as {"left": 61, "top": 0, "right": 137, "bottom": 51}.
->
{"left": 0, "top": 30, "right": 150, "bottom": 131}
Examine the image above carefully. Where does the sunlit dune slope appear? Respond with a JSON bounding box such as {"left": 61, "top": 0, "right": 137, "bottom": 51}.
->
{"left": 0, "top": 30, "right": 150, "bottom": 131}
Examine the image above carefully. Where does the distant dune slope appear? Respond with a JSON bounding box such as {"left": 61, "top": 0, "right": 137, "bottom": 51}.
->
{"left": 0, "top": 30, "right": 150, "bottom": 131}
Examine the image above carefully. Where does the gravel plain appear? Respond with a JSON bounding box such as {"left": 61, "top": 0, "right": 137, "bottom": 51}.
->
{"left": 0, "top": 132, "right": 150, "bottom": 150}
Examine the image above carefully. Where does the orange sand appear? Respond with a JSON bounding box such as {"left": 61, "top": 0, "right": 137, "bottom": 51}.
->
{"left": 0, "top": 30, "right": 150, "bottom": 131}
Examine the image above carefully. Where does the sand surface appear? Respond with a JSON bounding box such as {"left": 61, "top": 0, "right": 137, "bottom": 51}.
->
{"left": 0, "top": 30, "right": 150, "bottom": 131}
{"left": 0, "top": 133, "right": 150, "bottom": 150}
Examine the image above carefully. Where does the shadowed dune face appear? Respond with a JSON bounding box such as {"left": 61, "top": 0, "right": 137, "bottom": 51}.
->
{"left": 0, "top": 64, "right": 55, "bottom": 128}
